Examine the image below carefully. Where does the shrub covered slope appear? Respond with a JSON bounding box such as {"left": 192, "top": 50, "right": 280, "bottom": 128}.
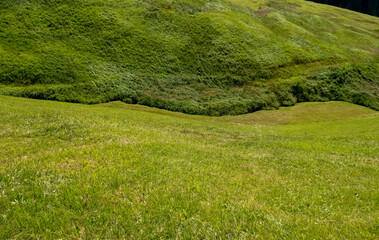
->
{"left": 0, "top": 0, "right": 378, "bottom": 115}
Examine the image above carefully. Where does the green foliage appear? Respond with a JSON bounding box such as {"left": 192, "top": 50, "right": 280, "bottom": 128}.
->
{"left": 294, "top": 63, "right": 379, "bottom": 110}
{"left": 0, "top": 0, "right": 378, "bottom": 115}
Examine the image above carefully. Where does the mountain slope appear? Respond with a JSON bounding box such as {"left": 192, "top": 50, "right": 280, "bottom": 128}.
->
{"left": 0, "top": 0, "right": 378, "bottom": 115}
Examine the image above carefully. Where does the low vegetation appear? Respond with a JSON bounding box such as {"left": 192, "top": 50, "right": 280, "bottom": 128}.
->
{"left": 0, "top": 0, "right": 378, "bottom": 115}
{"left": 0, "top": 96, "right": 378, "bottom": 239}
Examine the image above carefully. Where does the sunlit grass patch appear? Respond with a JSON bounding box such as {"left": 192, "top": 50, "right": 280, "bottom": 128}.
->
{"left": 0, "top": 96, "right": 378, "bottom": 239}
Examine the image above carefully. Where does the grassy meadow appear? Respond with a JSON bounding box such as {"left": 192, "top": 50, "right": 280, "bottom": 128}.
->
{"left": 0, "top": 0, "right": 378, "bottom": 115}
{"left": 0, "top": 96, "right": 378, "bottom": 239}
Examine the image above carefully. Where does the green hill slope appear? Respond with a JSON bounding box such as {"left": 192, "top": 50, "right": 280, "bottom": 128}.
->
{"left": 0, "top": 0, "right": 378, "bottom": 115}
{"left": 1, "top": 96, "right": 378, "bottom": 238}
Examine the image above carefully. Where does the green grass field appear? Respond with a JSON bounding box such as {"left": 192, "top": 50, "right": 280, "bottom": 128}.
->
{"left": 0, "top": 96, "right": 378, "bottom": 239}
{"left": 0, "top": 0, "right": 378, "bottom": 115}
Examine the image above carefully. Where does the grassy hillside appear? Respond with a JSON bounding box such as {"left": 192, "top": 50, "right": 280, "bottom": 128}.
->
{"left": 0, "top": 0, "right": 378, "bottom": 115}
{"left": 0, "top": 96, "right": 378, "bottom": 238}
{"left": 101, "top": 100, "right": 376, "bottom": 125}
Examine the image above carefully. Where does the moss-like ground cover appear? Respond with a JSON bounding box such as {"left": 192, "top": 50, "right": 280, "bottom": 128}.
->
{"left": 0, "top": 0, "right": 378, "bottom": 115}
{"left": 0, "top": 96, "right": 378, "bottom": 239}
